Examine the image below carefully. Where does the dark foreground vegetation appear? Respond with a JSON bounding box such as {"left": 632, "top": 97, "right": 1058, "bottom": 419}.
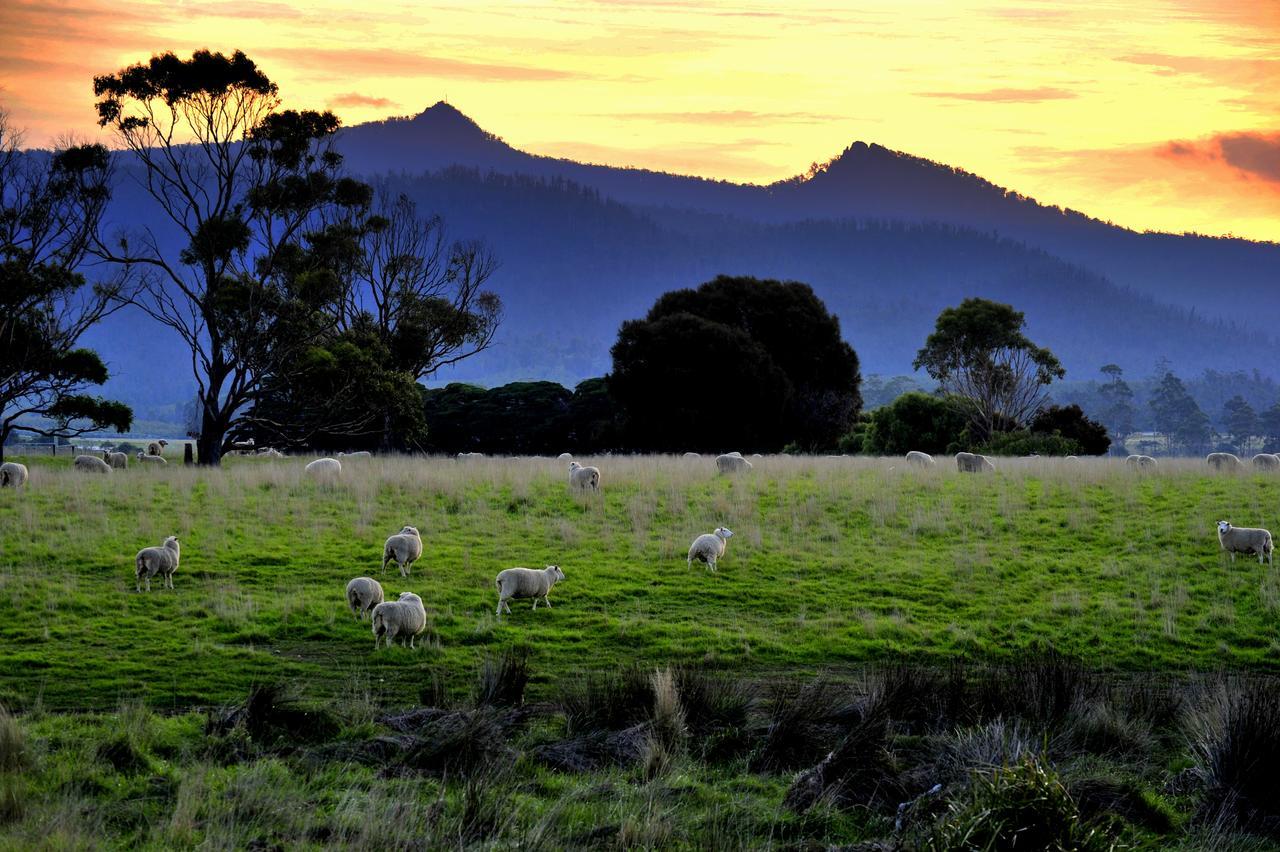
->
{"left": 6, "top": 651, "right": 1280, "bottom": 848}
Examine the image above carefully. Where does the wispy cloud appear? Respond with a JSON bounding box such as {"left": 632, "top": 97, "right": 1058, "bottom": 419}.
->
{"left": 602, "top": 109, "right": 841, "bottom": 126}
{"left": 261, "top": 47, "right": 579, "bottom": 82}
{"left": 1162, "top": 131, "right": 1280, "bottom": 184}
{"left": 329, "top": 92, "right": 398, "bottom": 109}
{"left": 916, "top": 86, "right": 1077, "bottom": 103}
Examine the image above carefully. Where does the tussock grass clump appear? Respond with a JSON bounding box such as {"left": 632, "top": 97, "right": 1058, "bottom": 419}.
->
{"left": 978, "top": 648, "right": 1103, "bottom": 726}
{"left": 783, "top": 700, "right": 901, "bottom": 814}
{"left": 0, "top": 708, "right": 26, "bottom": 773}
{"left": 1188, "top": 679, "right": 1280, "bottom": 837}
{"left": 207, "top": 683, "right": 341, "bottom": 749}
{"left": 560, "top": 667, "right": 654, "bottom": 736}
{"left": 474, "top": 647, "right": 530, "bottom": 708}
{"left": 750, "top": 677, "right": 858, "bottom": 772}
{"left": 672, "top": 666, "right": 757, "bottom": 761}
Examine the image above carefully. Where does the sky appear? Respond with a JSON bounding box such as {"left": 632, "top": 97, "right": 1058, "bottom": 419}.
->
{"left": 1, "top": 0, "right": 1276, "bottom": 241}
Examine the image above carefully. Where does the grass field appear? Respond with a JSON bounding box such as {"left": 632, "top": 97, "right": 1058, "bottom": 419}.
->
{"left": 3, "top": 453, "right": 1280, "bottom": 848}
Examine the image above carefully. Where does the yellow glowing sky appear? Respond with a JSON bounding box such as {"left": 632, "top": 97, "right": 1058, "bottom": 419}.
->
{"left": 2, "top": 0, "right": 1277, "bottom": 240}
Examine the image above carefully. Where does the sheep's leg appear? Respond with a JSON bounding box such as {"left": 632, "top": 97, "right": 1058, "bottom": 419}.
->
{"left": 1231, "top": 552, "right": 1236, "bottom": 563}
{"left": 543, "top": 596, "right": 552, "bottom": 608}
{"left": 531, "top": 598, "right": 538, "bottom": 610}
{"left": 409, "top": 634, "right": 416, "bottom": 649}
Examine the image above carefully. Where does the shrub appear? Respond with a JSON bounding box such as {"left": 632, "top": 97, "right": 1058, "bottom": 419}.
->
{"left": 749, "top": 678, "right": 859, "bottom": 772}
{"left": 1030, "top": 405, "right": 1111, "bottom": 456}
{"left": 863, "top": 392, "right": 968, "bottom": 456}
{"left": 0, "top": 707, "right": 26, "bottom": 773}
{"left": 473, "top": 647, "right": 530, "bottom": 708}
{"left": 977, "top": 430, "right": 1082, "bottom": 457}
{"left": 1188, "top": 680, "right": 1280, "bottom": 837}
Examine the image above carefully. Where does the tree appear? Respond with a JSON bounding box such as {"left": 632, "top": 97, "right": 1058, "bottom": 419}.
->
{"left": 609, "top": 276, "right": 861, "bottom": 452}
{"left": 0, "top": 112, "right": 132, "bottom": 460}
{"left": 1149, "top": 371, "right": 1211, "bottom": 454}
{"left": 862, "top": 392, "right": 968, "bottom": 455}
{"left": 1097, "top": 364, "right": 1136, "bottom": 449}
{"left": 1221, "top": 395, "right": 1258, "bottom": 451}
{"left": 913, "top": 298, "right": 1064, "bottom": 441}
{"left": 1028, "top": 405, "right": 1110, "bottom": 455}
{"left": 93, "top": 50, "right": 372, "bottom": 465}
{"left": 1260, "top": 401, "right": 1280, "bottom": 452}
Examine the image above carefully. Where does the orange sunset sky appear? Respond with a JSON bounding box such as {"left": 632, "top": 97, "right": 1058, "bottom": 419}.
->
{"left": 1, "top": 0, "right": 1276, "bottom": 241}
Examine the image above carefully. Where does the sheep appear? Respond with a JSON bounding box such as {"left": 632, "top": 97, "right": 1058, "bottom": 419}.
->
{"left": 0, "top": 462, "right": 28, "bottom": 488}
{"left": 688, "top": 526, "right": 734, "bottom": 572}
{"left": 1252, "top": 453, "right": 1280, "bottom": 471}
{"left": 557, "top": 452, "right": 573, "bottom": 461}
{"left": 74, "top": 454, "right": 112, "bottom": 474}
{"left": 382, "top": 526, "right": 423, "bottom": 577}
{"left": 955, "top": 452, "right": 994, "bottom": 473}
{"left": 101, "top": 450, "right": 128, "bottom": 469}
{"left": 716, "top": 454, "right": 753, "bottom": 474}
{"left": 1207, "top": 452, "right": 1245, "bottom": 472}
{"left": 256, "top": 448, "right": 284, "bottom": 458}
{"left": 345, "top": 576, "right": 384, "bottom": 620}
{"left": 146, "top": 440, "right": 169, "bottom": 457}
{"left": 371, "top": 592, "right": 427, "bottom": 649}
{"left": 1064, "top": 456, "right": 1080, "bottom": 462}
{"left": 495, "top": 565, "right": 565, "bottom": 615}
{"left": 136, "top": 452, "right": 167, "bottom": 465}
{"left": 569, "top": 461, "right": 601, "bottom": 492}
{"left": 1217, "top": 520, "right": 1273, "bottom": 565}
{"left": 456, "top": 452, "right": 485, "bottom": 460}
{"left": 683, "top": 452, "right": 701, "bottom": 458}
{"left": 338, "top": 451, "right": 372, "bottom": 459}
{"left": 305, "top": 457, "right": 342, "bottom": 478}
{"left": 905, "top": 451, "right": 935, "bottom": 468}
{"left": 1125, "top": 454, "right": 1157, "bottom": 469}
{"left": 135, "top": 535, "right": 180, "bottom": 592}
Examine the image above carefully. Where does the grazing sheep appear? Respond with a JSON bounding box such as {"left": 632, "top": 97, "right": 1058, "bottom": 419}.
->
{"left": 74, "top": 455, "right": 112, "bottom": 474}
{"left": 456, "top": 452, "right": 484, "bottom": 460}
{"left": 229, "top": 439, "right": 255, "bottom": 453}
{"left": 345, "top": 577, "right": 384, "bottom": 620}
{"left": 688, "top": 526, "right": 734, "bottom": 572}
{"left": 1252, "top": 453, "right": 1280, "bottom": 471}
{"left": 305, "top": 457, "right": 342, "bottom": 478}
{"left": 256, "top": 448, "right": 284, "bottom": 458}
{"left": 955, "top": 452, "right": 994, "bottom": 473}
{"left": 557, "top": 452, "right": 573, "bottom": 461}
{"left": 1124, "top": 454, "right": 1157, "bottom": 469}
{"left": 683, "top": 452, "right": 701, "bottom": 458}
{"left": 146, "top": 440, "right": 169, "bottom": 457}
{"left": 136, "top": 452, "right": 167, "bottom": 466}
{"left": 1217, "top": 520, "right": 1274, "bottom": 565}
{"left": 1064, "top": 456, "right": 1080, "bottom": 462}
{"left": 338, "top": 451, "right": 372, "bottom": 459}
{"left": 495, "top": 565, "right": 565, "bottom": 615}
{"left": 905, "top": 451, "right": 935, "bottom": 468}
{"left": 0, "top": 462, "right": 28, "bottom": 488}
{"left": 101, "top": 450, "right": 128, "bottom": 469}
{"left": 716, "top": 454, "right": 753, "bottom": 474}
{"left": 569, "top": 461, "right": 601, "bottom": 492}
{"left": 371, "top": 592, "right": 427, "bottom": 649}
{"left": 1207, "top": 452, "right": 1245, "bottom": 472}
{"left": 135, "top": 536, "right": 181, "bottom": 592}
{"left": 382, "top": 526, "right": 423, "bottom": 577}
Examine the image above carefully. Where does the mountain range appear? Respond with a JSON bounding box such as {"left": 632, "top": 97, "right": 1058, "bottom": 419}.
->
{"left": 80, "top": 102, "right": 1280, "bottom": 427}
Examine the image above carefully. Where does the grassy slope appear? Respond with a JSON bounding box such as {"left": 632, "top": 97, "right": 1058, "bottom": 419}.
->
{"left": 1, "top": 455, "right": 1278, "bottom": 712}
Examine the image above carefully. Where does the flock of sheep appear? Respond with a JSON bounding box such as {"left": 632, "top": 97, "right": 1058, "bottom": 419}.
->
{"left": 4, "top": 444, "right": 1277, "bottom": 649}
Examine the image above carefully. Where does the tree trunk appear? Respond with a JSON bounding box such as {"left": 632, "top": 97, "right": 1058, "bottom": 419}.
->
{"left": 196, "top": 401, "right": 227, "bottom": 467}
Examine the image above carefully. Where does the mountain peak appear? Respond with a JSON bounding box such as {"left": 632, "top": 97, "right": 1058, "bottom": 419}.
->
{"left": 410, "top": 101, "right": 493, "bottom": 139}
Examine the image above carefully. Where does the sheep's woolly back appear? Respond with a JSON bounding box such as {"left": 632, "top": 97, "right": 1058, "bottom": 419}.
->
{"left": 905, "top": 451, "right": 935, "bottom": 467}
{"left": 1252, "top": 453, "right": 1280, "bottom": 470}
{"left": 1125, "top": 454, "right": 1157, "bottom": 469}
{"left": 688, "top": 527, "right": 733, "bottom": 569}
{"left": 1207, "top": 452, "right": 1245, "bottom": 472}
{"left": 568, "top": 462, "right": 601, "bottom": 491}
{"left": 1217, "top": 522, "right": 1273, "bottom": 561}
{"left": 716, "top": 454, "right": 752, "bottom": 474}
{"left": 305, "top": 458, "right": 342, "bottom": 476}
{"left": 955, "top": 452, "right": 993, "bottom": 473}
{"left": 371, "top": 592, "right": 428, "bottom": 647}
{"left": 383, "top": 527, "right": 424, "bottom": 576}
{"left": 135, "top": 536, "right": 181, "bottom": 590}
{"left": 74, "top": 455, "right": 112, "bottom": 474}
{"left": 0, "top": 463, "right": 28, "bottom": 488}
{"left": 346, "top": 577, "right": 385, "bottom": 619}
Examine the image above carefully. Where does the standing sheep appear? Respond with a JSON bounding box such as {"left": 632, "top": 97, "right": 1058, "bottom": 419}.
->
{"left": 338, "top": 451, "right": 372, "bottom": 459}
{"left": 382, "top": 526, "right": 423, "bottom": 577}
{"left": 905, "top": 451, "right": 935, "bottom": 468}
{"left": 135, "top": 536, "right": 181, "bottom": 592}
{"left": 74, "top": 455, "right": 112, "bottom": 474}
{"left": 345, "top": 577, "right": 384, "bottom": 620}
{"left": 557, "top": 453, "right": 573, "bottom": 461}
{"left": 305, "top": 458, "right": 342, "bottom": 478}
{"left": 1217, "top": 520, "right": 1273, "bottom": 565}
{"left": 371, "top": 592, "right": 428, "bottom": 648}
{"left": 0, "top": 462, "right": 28, "bottom": 488}
{"left": 1207, "top": 452, "right": 1245, "bottom": 472}
{"left": 716, "top": 454, "right": 752, "bottom": 474}
{"left": 683, "top": 452, "right": 701, "bottom": 459}
{"left": 688, "top": 526, "right": 734, "bottom": 572}
{"left": 456, "top": 452, "right": 484, "bottom": 460}
{"left": 102, "top": 450, "right": 128, "bottom": 469}
{"left": 146, "top": 440, "right": 169, "bottom": 457}
{"left": 568, "top": 461, "right": 601, "bottom": 492}
{"left": 1252, "top": 453, "right": 1280, "bottom": 471}
{"left": 955, "top": 452, "right": 994, "bottom": 473}
{"left": 495, "top": 565, "right": 565, "bottom": 615}
{"left": 1124, "top": 454, "right": 1157, "bottom": 469}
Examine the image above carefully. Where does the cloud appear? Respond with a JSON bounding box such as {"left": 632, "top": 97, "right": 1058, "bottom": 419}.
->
{"left": 329, "top": 92, "right": 398, "bottom": 109}
{"left": 602, "top": 109, "right": 842, "bottom": 126}
{"left": 1161, "top": 131, "right": 1280, "bottom": 184}
{"left": 261, "top": 47, "right": 578, "bottom": 82}
{"left": 916, "top": 86, "right": 1077, "bottom": 103}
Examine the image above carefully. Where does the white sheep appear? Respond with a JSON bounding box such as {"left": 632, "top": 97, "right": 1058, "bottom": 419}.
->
{"left": 1124, "top": 454, "right": 1157, "bottom": 469}
{"left": 345, "top": 577, "right": 385, "bottom": 620}
{"left": 338, "top": 451, "right": 372, "bottom": 459}
{"left": 371, "top": 591, "right": 427, "bottom": 648}
{"left": 688, "top": 526, "right": 733, "bottom": 572}
{"left": 557, "top": 452, "right": 573, "bottom": 461}
{"left": 1217, "top": 520, "right": 1273, "bottom": 565}
{"left": 136, "top": 452, "right": 167, "bottom": 466}
{"left": 1207, "top": 452, "right": 1245, "bottom": 472}
{"left": 1252, "top": 453, "right": 1280, "bottom": 471}
{"left": 102, "top": 450, "right": 128, "bottom": 469}
{"left": 955, "top": 452, "right": 994, "bottom": 473}
{"left": 0, "top": 462, "right": 29, "bottom": 488}
{"left": 683, "top": 452, "right": 701, "bottom": 458}
{"left": 135, "top": 535, "right": 181, "bottom": 592}
{"left": 456, "top": 452, "right": 485, "bottom": 460}
{"left": 716, "top": 454, "right": 752, "bottom": 474}
{"left": 146, "top": 440, "right": 169, "bottom": 457}
{"left": 305, "top": 457, "right": 342, "bottom": 478}
{"left": 74, "top": 455, "right": 112, "bottom": 474}
{"left": 382, "top": 526, "right": 423, "bottom": 577}
{"left": 256, "top": 448, "right": 285, "bottom": 458}
{"left": 569, "top": 461, "right": 601, "bottom": 492}
{"left": 905, "top": 451, "right": 935, "bottom": 468}
{"left": 495, "top": 565, "right": 565, "bottom": 615}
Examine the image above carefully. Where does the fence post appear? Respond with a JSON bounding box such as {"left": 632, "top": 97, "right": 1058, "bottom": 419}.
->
{"left": 184, "top": 444, "right": 194, "bottom": 466}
